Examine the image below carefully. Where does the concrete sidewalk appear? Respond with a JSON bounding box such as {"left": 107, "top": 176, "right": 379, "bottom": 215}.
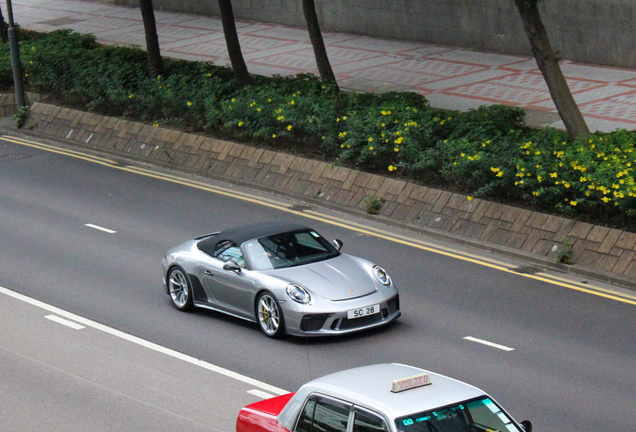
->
{"left": 5, "top": 0, "right": 636, "bottom": 133}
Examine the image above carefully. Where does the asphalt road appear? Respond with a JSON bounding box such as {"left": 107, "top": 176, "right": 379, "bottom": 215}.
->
{"left": 0, "top": 287, "right": 281, "bottom": 432}
{"left": 1, "top": 133, "right": 635, "bottom": 432}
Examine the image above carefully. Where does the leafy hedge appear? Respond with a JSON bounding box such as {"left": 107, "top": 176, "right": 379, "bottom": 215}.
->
{"left": 1, "top": 30, "right": 635, "bottom": 229}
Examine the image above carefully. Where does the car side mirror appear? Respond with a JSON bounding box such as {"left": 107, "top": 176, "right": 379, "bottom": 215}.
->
{"left": 223, "top": 261, "right": 241, "bottom": 272}
{"left": 333, "top": 239, "right": 343, "bottom": 251}
{"left": 520, "top": 420, "right": 532, "bottom": 432}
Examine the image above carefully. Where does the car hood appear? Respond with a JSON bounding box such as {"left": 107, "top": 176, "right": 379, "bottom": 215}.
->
{"left": 266, "top": 254, "right": 377, "bottom": 300}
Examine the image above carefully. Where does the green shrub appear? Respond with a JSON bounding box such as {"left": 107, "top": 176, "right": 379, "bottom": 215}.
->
{"left": 1, "top": 30, "right": 634, "bottom": 229}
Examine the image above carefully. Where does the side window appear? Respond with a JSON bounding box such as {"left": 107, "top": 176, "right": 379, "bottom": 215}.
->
{"left": 213, "top": 240, "right": 246, "bottom": 268}
{"left": 296, "top": 396, "right": 351, "bottom": 432}
{"left": 353, "top": 409, "right": 388, "bottom": 432}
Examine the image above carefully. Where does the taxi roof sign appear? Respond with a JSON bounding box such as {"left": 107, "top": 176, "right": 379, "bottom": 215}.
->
{"left": 391, "top": 372, "right": 431, "bottom": 393}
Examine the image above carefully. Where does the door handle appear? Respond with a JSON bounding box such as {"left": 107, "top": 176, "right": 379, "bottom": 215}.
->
{"left": 204, "top": 271, "right": 214, "bottom": 276}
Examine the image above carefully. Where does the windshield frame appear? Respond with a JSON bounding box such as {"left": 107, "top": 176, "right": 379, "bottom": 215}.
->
{"left": 394, "top": 396, "right": 523, "bottom": 432}
{"left": 242, "top": 229, "right": 340, "bottom": 271}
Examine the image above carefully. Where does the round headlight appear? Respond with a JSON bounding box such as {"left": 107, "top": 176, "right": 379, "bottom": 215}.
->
{"left": 286, "top": 284, "right": 311, "bottom": 304}
{"left": 373, "top": 265, "right": 391, "bottom": 286}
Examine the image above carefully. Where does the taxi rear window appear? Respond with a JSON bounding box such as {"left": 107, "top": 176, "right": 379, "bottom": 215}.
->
{"left": 395, "top": 396, "right": 522, "bottom": 432}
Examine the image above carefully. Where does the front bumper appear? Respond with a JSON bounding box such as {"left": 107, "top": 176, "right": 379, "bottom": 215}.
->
{"left": 283, "top": 294, "right": 400, "bottom": 337}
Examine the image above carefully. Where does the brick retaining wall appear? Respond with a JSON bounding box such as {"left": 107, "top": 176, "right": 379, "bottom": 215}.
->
{"left": 18, "top": 102, "right": 636, "bottom": 284}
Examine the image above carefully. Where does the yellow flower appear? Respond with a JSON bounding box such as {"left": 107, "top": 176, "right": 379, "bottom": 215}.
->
{"left": 157, "top": 75, "right": 162, "bottom": 80}
{"left": 533, "top": 191, "right": 539, "bottom": 196}
{"left": 290, "top": 100, "right": 295, "bottom": 105}
{"left": 467, "top": 196, "right": 473, "bottom": 201}
{"left": 496, "top": 172, "right": 503, "bottom": 177}
{"left": 602, "top": 197, "right": 611, "bottom": 203}
{"left": 231, "top": 98, "right": 236, "bottom": 102}
{"left": 153, "top": 122, "right": 159, "bottom": 127}
{"left": 461, "top": 153, "right": 465, "bottom": 157}
{"left": 369, "top": 146, "right": 374, "bottom": 151}
{"left": 395, "top": 137, "right": 404, "bottom": 144}
{"left": 187, "top": 101, "right": 192, "bottom": 106}
{"left": 570, "top": 201, "right": 577, "bottom": 206}
{"left": 537, "top": 175, "right": 543, "bottom": 182}
{"left": 205, "top": 73, "right": 212, "bottom": 77}
{"left": 129, "top": 94, "right": 135, "bottom": 99}
{"left": 343, "top": 116, "right": 347, "bottom": 120}
{"left": 368, "top": 137, "right": 373, "bottom": 142}
{"left": 287, "top": 125, "right": 292, "bottom": 131}
{"left": 31, "top": 46, "right": 36, "bottom": 51}
{"left": 394, "top": 147, "right": 400, "bottom": 152}
{"left": 272, "top": 134, "right": 277, "bottom": 138}
{"left": 388, "top": 165, "right": 396, "bottom": 171}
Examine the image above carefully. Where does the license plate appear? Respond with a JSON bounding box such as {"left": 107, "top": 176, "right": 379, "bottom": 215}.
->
{"left": 347, "top": 304, "right": 380, "bottom": 319}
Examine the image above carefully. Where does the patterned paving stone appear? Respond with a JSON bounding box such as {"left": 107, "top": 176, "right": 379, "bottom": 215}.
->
{"left": 425, "top": 49, "right": 527, "bottom": 67}
{"left": 449, "top": 73, "right": 607, "bottom": 107}
{"left": 332, "top": 36, "right": 427, "bottom": 54}
{"left": 278, "top": 46, "right": 383, "bottom": 65}
{"left": 250, "top": 53, "right": 319, "bottom": 72}
{"left": 7, "top": 0, "right": 636, "bottom": 132}
{"left": 580, "top": 92, "right": 636, "bottom": 122}
{"left": 246, "top": 25, "right": 311, "bottom": 42}
{"left": 165, "top": 41, "right": 230, "bottom": 59}
{"left": 559, "top": 62, "right": 636, "bottom": 83}
{"left": 398, "top": 46, "right": 453, "bottom": 58}
{"left": 350, "top": 59, "right": 487, "bottom": 87}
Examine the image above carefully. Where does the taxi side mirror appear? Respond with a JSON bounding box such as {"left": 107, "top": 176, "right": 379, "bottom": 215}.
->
{"left": 333, "top": 239, "right": 343, "bottom": 251}
{"left": 223, "top": 261, "right": 241, "bottom": 272}
{"left": 520, "top": 420, "right": 532, "bottom": 432}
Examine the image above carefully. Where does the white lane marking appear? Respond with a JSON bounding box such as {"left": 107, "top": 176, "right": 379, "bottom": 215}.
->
{"left": 463, "top": 336, "right": 515, "bottom": 352}
{"left": 0, "top": 285, "right": 288, "bottom": 395}
{"left": 44, "top": 314, "right": 85, "bottom": 330}
{"left": 247, "top": 389, "right": 275, "bottom": 399}
{"left": 84, "top": 223, "right": 116, "bottom": 234}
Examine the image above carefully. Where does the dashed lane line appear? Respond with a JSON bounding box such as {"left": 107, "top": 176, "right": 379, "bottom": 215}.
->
{"left": 0, "top": 285, "right": 289, "bottom": 396}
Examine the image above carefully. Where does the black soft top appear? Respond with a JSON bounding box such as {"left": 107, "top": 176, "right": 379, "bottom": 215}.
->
{"left": 197, "top": 221, "right": 312, "bottom": 256}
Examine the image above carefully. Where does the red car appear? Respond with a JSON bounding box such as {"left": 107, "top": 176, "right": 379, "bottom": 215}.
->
{"left": 237, "top": 364, "right": 532, "bottom": 432}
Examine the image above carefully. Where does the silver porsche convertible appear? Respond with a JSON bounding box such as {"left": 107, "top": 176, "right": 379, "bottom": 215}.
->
{"left": 162, "top": 222, "right": 400, "bottom": 337}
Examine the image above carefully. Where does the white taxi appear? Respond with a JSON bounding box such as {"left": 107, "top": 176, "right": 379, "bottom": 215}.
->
{"left": 236, "top": 363, "right": 533, "bottom": 432}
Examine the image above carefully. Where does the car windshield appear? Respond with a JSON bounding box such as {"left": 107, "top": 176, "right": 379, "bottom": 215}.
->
{"left": 395, "top": 397, "right": 523, "bottom": 432}
{"left": 243, "top": 230, "right": 339, "bottom": 270}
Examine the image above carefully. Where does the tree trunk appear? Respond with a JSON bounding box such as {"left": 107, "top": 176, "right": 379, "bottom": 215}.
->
{"left": 139, "top": 0, "right": 164, "bottom": 77}
{"left": 302, "top": 0, "right": 338, "bottom": 91}
{"left": 0, "top": 7, "right": 8, "bottom": 43}
{"left": 513, "top": 0, "right": 589, "bottom": 139}
{"left": 218, "top": 0, "right": 251, "bottom": 86}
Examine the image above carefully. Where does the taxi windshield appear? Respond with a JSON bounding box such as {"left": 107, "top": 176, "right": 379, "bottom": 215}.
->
{"left": 243, "top": 230, "right": 339, "bottom": 270}
{"left": 395, "top": 397, "right": 523, "bottom": 432}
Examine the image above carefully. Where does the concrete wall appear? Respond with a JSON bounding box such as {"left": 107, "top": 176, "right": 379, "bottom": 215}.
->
{"left": 19, "top": 101, "right": 636, "bottom": 287}
{"left": 0, "top": 94, "right": 16, "bottom": 117}
{"left": 113, "top": 0, "right": 636, "bottom": 68}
